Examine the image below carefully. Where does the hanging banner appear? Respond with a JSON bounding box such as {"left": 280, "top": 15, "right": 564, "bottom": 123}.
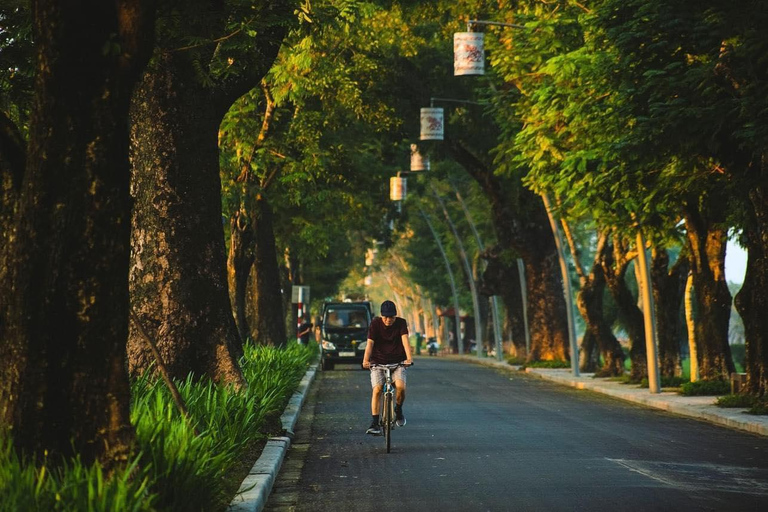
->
{"left": 420, "top": 108, "right": 444, "bottom": 140}
{"left": 390, "top": 176, "right": 407, "bottom": 201}
{"left": 410, "top": 143, "right": 430, "bottom": 171}
{"left": 454, "top": 32, "right": 485, "bottom": 76}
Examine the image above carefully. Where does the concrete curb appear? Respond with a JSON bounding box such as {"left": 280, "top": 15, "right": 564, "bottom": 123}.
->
{"left": 447, "top": 355, "right": 768, "bottom": 438}
{"left": 228, "top": 359, "right": 319, "bottom": 512}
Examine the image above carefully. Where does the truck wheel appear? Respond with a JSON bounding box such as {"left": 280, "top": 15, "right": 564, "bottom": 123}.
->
{"left": 321, "top": 359, "right": 334, "bottom": 371}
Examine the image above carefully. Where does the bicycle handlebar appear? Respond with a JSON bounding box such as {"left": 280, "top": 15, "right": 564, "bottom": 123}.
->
{"left": 369, "top": 362, "right": 413, "bottom": 369}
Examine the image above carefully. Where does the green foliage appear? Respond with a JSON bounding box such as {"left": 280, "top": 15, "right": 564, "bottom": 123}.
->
{"left": 747, "top": 402, "right": 768, "bottom": 416}
{"left": 0, "top": 436, "right": 155, "bottom": 512}
{"left": 505, "top": 355, "right": 526, "bottom": 366}
{"left": 639, "top": 376, "right": 686, "bottom": 389}
{"left": 679, "top": 379, "right": 730, "bottom": 396}
{"left": 716, "top": 394, "right": 758, "bottom": 408}
{"left": 0, "top": 344, "right": 316, "bottom": 511}
{"left": 525, "top": 360, "right": 570, "bottom": 369}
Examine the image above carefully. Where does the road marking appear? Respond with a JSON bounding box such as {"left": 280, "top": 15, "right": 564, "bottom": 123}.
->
{"left": 607, "top": 458, "right": 768, "bottom": 495}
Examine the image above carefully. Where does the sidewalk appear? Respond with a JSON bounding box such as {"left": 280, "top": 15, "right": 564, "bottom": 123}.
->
{"left": 228, "top": 359, "right": 319, "bottom": 512}
{"left": 452, "top": 355, "right": 768, "bottom": 438}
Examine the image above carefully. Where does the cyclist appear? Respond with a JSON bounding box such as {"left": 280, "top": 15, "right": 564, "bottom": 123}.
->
{"left": 362, "top": 300, "right": 413, "bottom": 435}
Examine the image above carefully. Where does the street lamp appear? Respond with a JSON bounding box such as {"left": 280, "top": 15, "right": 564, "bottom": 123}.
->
{"left": 454, "top": 20, "right": 526, "bottom": 77}
{"left": 410, "top": 144, "right": 430, "bottom": 171}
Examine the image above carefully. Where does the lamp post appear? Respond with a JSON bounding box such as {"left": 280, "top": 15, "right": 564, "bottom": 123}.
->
{"left": 451, "top": 183, "right": 531, "bottom": 361}
{"left": 419, "top": 207, "right": 464, "bottom": 355}
{"left": 430, "top": 183, "right": 484, "bottom": 358}
{"left": 450, "top": 18, "right": 583, "bottom": 375}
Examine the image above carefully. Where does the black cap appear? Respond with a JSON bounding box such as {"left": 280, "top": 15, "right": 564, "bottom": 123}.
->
{"left": 380, "top": 300, "right": 397, "bottom": 317}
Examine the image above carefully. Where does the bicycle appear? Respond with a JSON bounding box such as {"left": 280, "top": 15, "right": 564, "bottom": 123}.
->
{"left": 370, "top": 362, "right": 412, "bottom": 453}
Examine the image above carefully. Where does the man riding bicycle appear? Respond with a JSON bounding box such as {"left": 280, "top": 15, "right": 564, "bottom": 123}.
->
{"left": 362, "top": 300, "right": 413, "bottom": 435}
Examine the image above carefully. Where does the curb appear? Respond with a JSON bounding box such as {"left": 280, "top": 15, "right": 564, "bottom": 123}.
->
{"left": 228, "top": 359, "right": 319, "bottom": 512}
{"left": 448, "top": 355, "right": 768, "bottom": 438}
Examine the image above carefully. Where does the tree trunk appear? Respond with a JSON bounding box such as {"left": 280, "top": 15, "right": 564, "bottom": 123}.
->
{"left": 651, "top": 248, "right": 689, "bottom": 378}
{"left": 127, "top": 0, "right": 289, "bottom": 383}
{"left": 249, "top": 197, "right": 287, "bottom": 346}
{"left": 601, "top": 235, "right": 647, "bottom": 382}
{"left": 446, "top": 139, "right": 569, "bottom": 362}
{"left": 577, "top": 265, "right": 625, "bottom": 376}
{"left": 524, "top": 249, "right": 570, "bottom": 361}
{"left": 0, "top": 0, "right": 155, "bottom": 468}
{"left": 734, "top": 173, "right": 768, "bottom": 395}
{"left": 128, "top": 52, "right": 244, "bottom": 385}
{"left": 228, "top": 210, "right": 255, "bottom": 344}
{"left": 481, "top": 247, "right": 527, "bottom": 356}
{"left": 684, "top": 203, "right": 735, "bottom": 380}
{"left": 579, "top": 331, "right": 599, "bottom": 373}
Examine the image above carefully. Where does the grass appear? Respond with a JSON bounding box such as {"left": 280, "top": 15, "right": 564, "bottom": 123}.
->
{"left": 0, "top": 342, "right": 317, "bottom": 511}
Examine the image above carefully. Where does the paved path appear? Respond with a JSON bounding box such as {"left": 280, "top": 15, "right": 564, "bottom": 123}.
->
{"left": 264, "top": 357, "right": 768, "bottom": 512}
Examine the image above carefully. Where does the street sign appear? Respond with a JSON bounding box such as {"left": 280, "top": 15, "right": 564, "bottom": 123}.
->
{"left": 291, "top": 285, "right": 310, "bottom": 304}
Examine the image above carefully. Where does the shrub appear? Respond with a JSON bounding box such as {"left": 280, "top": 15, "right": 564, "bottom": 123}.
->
{"left": 748, "top": 401, "right": 768, "bottom": 415}
{"left": 0, "top": 342, "right": 316, "bottom": 511}
{"left": 639, "top": 376, "right": 686, "bottom": 389}
{"left": 716, "top": 394, "right": 758, "bottom": 408}
{"left": 679, "top": 380, "right": 730, "bottom": 396}
{"left": 525, "top": 360, "right": 570, "bottom": 369}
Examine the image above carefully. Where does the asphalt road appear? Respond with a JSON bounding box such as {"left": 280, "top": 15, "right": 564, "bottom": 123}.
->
{"left": 265, "top": 357, "right": 768, "bottom": 512}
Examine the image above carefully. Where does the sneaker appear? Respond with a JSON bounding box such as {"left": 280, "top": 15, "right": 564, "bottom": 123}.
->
{"left": 366, "top": 420, "right": 382, "bottom": 436}
{"left": 395, "top": 405, "right": 406, "bottom": 427}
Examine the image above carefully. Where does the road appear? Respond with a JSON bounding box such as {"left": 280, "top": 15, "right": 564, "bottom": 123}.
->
{"left": 265, "top": 357, "right": 768, "bottom": 512}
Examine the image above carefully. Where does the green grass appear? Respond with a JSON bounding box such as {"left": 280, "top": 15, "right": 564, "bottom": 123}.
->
{"left": 0, "top": 342, "right": 317, "bottom": 511}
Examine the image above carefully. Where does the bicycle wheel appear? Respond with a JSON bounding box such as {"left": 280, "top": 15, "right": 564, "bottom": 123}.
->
{"left": 383, "top": 392, "right": 392, "bottom": 453}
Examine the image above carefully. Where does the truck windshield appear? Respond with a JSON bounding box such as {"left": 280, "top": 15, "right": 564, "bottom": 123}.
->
{"left": 324, "top": 308, "right": 369, "bottom": 329}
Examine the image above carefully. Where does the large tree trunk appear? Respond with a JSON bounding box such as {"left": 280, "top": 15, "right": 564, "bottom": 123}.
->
{"left": 601, "top": 235, "right": 647, "bottom": 382}
{"left": 651, "top": 248, "right": 689, "bottom": 378}
{"left": 128, "top": 53, "right": 245, "bottom": 385}
{"left": 447, "top": 139, "right": 569, "bottom": 362}
{"left": 249, "top": 197, "right": 287, "bottom": 346}
{"left": 0, "top": 0, "right": 155, "bottom": 468}
{"left": 524, "top": 247, "right": 570, "bottom": 361}
{"left": 565, "top": 229, "right": 624, "bottom": 376}
{"left": 127, "top": 0, "right": 289, "bottom": 382}
{"left": 734, "top": 171, "right": 768, "bottom": 396}
{"left": 684, "top": 202, "right": 735, "bottom": 380}
{"left": 228, "top": 210, "right": 255, "bottom": 344}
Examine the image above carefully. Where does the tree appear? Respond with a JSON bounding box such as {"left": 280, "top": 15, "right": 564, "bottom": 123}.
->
{"left": 219, "top": 1, "right": 402, "bottom": 346}
{"left": 127, "top": 0, "right": 293, "bottom": 383}
{"left": 0, "top": 0, "right": 155, "bottom": 467}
